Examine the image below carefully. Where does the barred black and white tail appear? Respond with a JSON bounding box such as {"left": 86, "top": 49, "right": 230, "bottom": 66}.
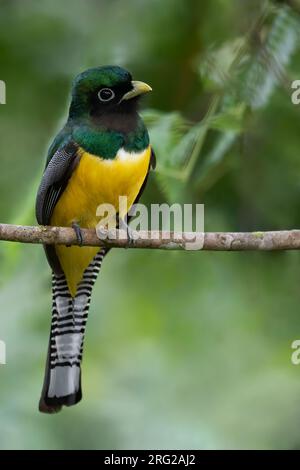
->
{"left": 39, "top": 248, "right": 107, "bottom": 413}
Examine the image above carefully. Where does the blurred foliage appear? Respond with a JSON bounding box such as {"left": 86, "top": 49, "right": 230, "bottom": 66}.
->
{"left": 1, "top": 0, "right": 300, "bottom": 450}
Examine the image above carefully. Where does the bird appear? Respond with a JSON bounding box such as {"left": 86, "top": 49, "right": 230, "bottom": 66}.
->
{"left": 36, "top": 66, "right": 155, "bottom": 413}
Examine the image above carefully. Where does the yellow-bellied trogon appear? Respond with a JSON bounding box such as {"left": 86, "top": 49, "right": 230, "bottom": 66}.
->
{"left": 36, "top": 66, "right": 155, "bottom": 413}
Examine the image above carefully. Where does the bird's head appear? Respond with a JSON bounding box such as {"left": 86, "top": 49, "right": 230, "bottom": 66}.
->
{"left": 69, "top": 66, "right": 152, "bottom": 120}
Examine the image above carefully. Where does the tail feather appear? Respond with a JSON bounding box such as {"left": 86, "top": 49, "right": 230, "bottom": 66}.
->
{"left": 39, "top": 248, "right": 107, "bottom": 413}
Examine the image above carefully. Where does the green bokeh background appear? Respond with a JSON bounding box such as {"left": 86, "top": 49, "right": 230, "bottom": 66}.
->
{"left": 1, "top": 0, "right": 300, "bottom": 450}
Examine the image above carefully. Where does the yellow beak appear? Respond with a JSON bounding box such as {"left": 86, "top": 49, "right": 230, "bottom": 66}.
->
{"left": 122, "top": 80, "right": 152, "bottom": 101}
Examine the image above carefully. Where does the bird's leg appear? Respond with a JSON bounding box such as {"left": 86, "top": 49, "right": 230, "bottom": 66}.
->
{"left": 119, "top": 217, "right": 134, "bottom": 247}
{"left": 72, "top": 221, "right": 84, "bottom": 247}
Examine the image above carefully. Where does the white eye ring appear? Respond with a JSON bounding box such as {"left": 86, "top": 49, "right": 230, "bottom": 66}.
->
{"left": 98, "top": 88, "right": 115, "bottom": 102}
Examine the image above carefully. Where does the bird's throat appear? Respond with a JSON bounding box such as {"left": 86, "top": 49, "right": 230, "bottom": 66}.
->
{"left": 72, "top": 114, "right": 149, "bottom": 159}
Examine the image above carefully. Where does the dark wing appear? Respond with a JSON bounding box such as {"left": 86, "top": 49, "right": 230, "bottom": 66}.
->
{"left": 129, "top": 146, "right": 156, "bottom": 215}
{"left": 150, "top": 147, "right": 156, "bottom": 170}
{"left": 36, "top": 141, "right": 79, "bottom": 225}
{"left": 36, "top": 141, "right": 80, "bottom": 273}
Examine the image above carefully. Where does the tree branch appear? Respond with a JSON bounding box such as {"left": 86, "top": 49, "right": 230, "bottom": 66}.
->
{"left": 0, "top": 223, "right": 300, "bottom": 251}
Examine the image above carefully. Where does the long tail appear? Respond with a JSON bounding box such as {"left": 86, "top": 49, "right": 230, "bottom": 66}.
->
{"left": 39, "top": 248, "right": 107, "bottom": 414}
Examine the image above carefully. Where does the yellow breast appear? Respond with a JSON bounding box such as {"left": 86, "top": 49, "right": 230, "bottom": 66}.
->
{"left": 51, "top": 145, "right": 151, "bottom": 296}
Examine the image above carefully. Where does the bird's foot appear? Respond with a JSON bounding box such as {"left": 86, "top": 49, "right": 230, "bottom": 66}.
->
{"left": 72, "top": 221, "right": 83, "bottom": 247}
{"left": 119, "top": 218, "right": 134, "bottom": 247}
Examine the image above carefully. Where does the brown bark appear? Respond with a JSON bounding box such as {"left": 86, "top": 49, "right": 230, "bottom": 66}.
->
{"left": 0, "top": 223, "right": 300, "bottom": 251}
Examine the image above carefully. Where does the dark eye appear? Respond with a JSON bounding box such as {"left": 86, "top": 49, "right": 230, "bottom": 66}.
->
{"left": 98, "top": 88, "right": 115, "bottom": 102}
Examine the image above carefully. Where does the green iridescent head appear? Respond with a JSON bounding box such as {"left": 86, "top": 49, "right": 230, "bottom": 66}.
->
{"left": 69, "top": 65, "right": 152, "bottom": 119}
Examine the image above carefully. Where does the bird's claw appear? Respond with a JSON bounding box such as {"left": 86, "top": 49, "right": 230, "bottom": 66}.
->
{"left": 119, "top": 218, "right": 134, "bottom": 247}
{"left": 72, "top": 222, "right": 84, "bottom": 246}
{"left": 126, "top": 225, "right": 134, "bottom": 247}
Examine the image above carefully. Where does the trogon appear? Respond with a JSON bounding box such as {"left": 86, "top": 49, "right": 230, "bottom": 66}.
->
{"left": 36, "top": 66, "right": 155, "bottom": 413}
